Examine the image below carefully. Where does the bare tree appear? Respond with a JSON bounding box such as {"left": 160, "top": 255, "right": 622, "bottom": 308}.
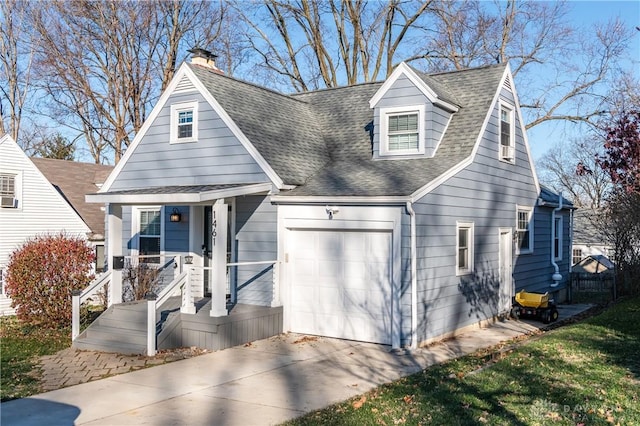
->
{"left": 238, "top": 0, "right": 435, "bottom": 91}
{"left": 29, "top": 0, "right": 227, "bottom": 164}
{"left": 0, "top": 0, "right": 36, "bottom": 141}
{"left": 420, "top": 1, "right": 635, "bottom": 131}
{"left": 538, "top": 135, "right": 612, "bottom": 209}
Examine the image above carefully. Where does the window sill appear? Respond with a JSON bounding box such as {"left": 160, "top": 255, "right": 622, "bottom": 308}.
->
{"left": 170, "top": 138, "right": 198, "bottom": 145}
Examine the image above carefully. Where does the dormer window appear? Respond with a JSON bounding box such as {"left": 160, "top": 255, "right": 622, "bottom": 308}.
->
{"left": 379, "top": 105, "right": 425, "bottom": 156}
{"left": 170, "top": 101, "right": 198, "bottom": 144}
{"left": 499, "top": 101, "right": 515, "bottom": 162}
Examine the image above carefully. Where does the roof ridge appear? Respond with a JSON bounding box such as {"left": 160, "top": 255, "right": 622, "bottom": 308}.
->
{"left": 188, "top": 63, "right": 310, "bottom": 105}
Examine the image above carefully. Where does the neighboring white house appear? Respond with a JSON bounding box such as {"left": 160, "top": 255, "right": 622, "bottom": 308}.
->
{"left": 0, "top": 134, "right": 112, "bottom": 315}
{"left": 571, "top": 209, "right": 613, "bottom": 266}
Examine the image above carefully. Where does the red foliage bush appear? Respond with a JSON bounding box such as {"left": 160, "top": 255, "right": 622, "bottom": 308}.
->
{"left": 5, "top": 233, "right": 95, "bottom": 328}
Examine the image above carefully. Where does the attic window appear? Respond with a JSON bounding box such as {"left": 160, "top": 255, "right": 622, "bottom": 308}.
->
{"left": 379, "top": 105, "right": 425, "bottom": 156}
{"left": 499, "top": 101, "right": 515, "bottom": 163}
{"left": 170, "top": 101, "right": 198, "bottom": 144}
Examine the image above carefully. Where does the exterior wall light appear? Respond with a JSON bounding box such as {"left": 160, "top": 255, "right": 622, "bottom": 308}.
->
{"left": 170, "top": 208, "right": 182, "bottom": 222}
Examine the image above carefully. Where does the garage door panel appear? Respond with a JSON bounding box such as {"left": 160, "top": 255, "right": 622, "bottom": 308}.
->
{"left": 289, "top": 229, "right": 392, "bottom": 345}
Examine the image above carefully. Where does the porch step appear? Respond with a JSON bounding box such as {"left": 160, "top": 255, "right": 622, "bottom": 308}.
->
{"left": 73, "top": 301, "right": 149, "bottom": 355}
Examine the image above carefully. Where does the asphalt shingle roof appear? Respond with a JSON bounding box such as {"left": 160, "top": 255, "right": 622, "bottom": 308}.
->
{"left": 31, "top": 158, "right": 113, "bottom": 238}
{"left": 189, "top": 62, "right": 508, "bottom": 197}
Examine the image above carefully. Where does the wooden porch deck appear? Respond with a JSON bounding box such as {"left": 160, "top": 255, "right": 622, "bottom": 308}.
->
{"left": 157, "top": 297, "right": 283, "bottom": 352}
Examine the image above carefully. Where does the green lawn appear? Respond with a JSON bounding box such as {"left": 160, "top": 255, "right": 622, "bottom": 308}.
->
{"left": 286, "top": 296, "right": 640, "bottom": 425}
{"left": 0, "top": 317, "right": 71, "bottom": 401}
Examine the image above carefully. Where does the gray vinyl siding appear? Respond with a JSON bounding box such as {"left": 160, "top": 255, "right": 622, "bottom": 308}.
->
{"left": 234, "top": 195, "right": 277, "bottom": 306}
{"left": 516, "top": 207, "right": 572, "bottom": 294}
{"left": 400, "top": 87, "right": 540, "bottom": 346}
{"left": 109, "top": 91, "right": 269, "bottom": 191}
{"left": 372, "top": 74, "right": 452, "bottom": 159}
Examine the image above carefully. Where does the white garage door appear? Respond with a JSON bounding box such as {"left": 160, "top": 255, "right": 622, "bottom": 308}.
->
{"left": 288, "top": 229, "right": 392, "bottom": 344}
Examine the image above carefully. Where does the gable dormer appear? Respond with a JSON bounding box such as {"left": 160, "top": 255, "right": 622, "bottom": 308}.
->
{"left": 369, "top": 63, "right": 459, "bottom": 159}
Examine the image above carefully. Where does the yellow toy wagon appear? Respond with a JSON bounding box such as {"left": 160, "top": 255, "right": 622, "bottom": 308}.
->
{"left": 511, "top": 290, "right": 559, "bottom": 324}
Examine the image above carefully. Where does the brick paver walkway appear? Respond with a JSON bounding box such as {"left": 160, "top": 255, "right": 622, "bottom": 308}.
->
{"left": 37, "top": 347, "right": 210, "bottom": 392}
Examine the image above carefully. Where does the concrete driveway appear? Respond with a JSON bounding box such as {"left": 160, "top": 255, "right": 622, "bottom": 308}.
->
{"left": 1, "top": 304, "right": 592, "bottom": 426}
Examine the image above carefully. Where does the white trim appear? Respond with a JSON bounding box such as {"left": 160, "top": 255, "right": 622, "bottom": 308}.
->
{"left": 271, "top": 195, "right": 410, "bottom": 205}
{"left": 379, "top": 105, "right": 426, "bottom": 156}
{"left": 498, "top": 100, "right": 515, "bottom": 164}
{"left": 87, "top": 182, "right": 272, "bottom": 204}
{"left": 170, "top": 101, "right": 198, "bottom": 144}
{"left": 456, "top": 221, "right": 474, "bottom": 276}
{"left": 516, "top": 205, "right": 534, "bottom": 254}
{"left": 100, "top": 63, "right": 284, "bottom": 193}
{"left": 369, "top": 62, "right": 459, "bottom": 112}
{"left": 131, "top": 206, "right": 165, "bottom": 260}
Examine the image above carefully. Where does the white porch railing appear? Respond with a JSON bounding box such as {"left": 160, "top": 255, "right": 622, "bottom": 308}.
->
{"left": 72, "top": 270, "right": 112, "bottom": 340}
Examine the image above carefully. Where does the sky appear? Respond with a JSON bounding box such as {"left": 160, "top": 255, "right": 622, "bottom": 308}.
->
{"left": 526, "top": 0, "right": 640, "bottom": 161}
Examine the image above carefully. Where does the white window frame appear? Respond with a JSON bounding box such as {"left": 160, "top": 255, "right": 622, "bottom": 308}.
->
{"left": 499, "top": 101, "right": 515, "bottom": 163}
{"left": 131, "top": 206, "right": 165, "bottom": 263}
{"left": 0, "top": 170, "right": 22, "bottom": 209}
{"left": 572, "top": 248, "right": 582, "bottom": 265}
{"left": 554, "top": 216, "right": 563, "bottom": 261}
{"left": 516, "top": 206, "right": 534, "bottom": 254}
{"left": 456, "top": 222, "right": 474, "bottom": 276}
{"left": 379, "top": 104, "right": 426, "bottom": 156}
{"left": 170, "top": 101, "right": 198, "bottom": 144}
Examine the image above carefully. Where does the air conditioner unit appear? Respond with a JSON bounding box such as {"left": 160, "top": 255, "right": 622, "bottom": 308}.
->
{"left": 501, "top": 145, "right": 514, "bottom": 161}
{"left": 0, "top": 197, "right": 16, "bottom": 208}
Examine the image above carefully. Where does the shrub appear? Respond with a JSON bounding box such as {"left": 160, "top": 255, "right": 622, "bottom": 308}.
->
{"left": 5, "top": 233, "right": 95, "bottom": 328}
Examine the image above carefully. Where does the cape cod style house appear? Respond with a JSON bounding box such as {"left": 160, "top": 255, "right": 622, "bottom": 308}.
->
{"left": 0, "top": 134, "right": 113, "bottom": 315}
{"left": 80, "top": 49, "right": 572, "bottom": 354}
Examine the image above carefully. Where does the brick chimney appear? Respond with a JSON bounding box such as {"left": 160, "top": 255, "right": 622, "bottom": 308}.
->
{"left": 187, "top": 47, "right": 221, "bottom": 72}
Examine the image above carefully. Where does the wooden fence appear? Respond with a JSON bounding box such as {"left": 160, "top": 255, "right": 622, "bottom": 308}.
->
{"left": 570, "top": 272, "right": 615, "bottom": 303}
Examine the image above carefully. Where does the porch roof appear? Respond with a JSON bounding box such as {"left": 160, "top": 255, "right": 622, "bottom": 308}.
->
{"left": 85, "top": 182, "right": 272, "bottom": 205}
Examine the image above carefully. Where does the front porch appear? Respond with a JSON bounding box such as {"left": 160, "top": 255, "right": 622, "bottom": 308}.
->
{"left": 73, "top": 296, "right": 283, "bottom": 355}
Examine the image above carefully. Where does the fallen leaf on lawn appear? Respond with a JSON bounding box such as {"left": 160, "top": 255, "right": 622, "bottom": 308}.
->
{"left": 353, "top": 396, "right": 366, "bottom": 409}
{"left": 403, "top": 395, "right": 413, "bottom": 404}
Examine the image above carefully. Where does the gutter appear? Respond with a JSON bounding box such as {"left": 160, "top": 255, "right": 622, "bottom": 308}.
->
{"left": 406, "top": 201, "right": 418, "bottom": 349}
{"left": 550, "top": 193, "right": 563, "bottom": 287}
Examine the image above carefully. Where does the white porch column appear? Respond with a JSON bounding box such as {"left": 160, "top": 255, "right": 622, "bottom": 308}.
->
{"left": 210, "top": 200, "right": 228, "bottom": 317}
{"left": 107, "top": 203, "right": 123, "bottom": 305}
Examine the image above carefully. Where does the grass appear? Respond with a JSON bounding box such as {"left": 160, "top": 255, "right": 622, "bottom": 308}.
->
{"left": 286, "top": 296, "right": 640, "bottom": 426}
{"left": 0, "top": 317, "right": 71, "bottom": 402}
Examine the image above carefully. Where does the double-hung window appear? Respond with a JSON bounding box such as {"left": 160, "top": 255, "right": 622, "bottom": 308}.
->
{"left": 456, "top": 222, "right": 474, "bottom": 275}
{"left": 572, "top": 248, "right": 582, "bottom": 265}
{"left": 516, "top": 207, "right": 533, "bottom": 254}
{"left": 139, "top": 209, "right": 161, "bottom": 263}
{"left": 170, "top": 101, "right": 198, "bottom": 144}
{"left": 379, "top": 105, "right": 425, "bottom": 156}
{"left": 499, "top": 102, "right": 515, "bottom": 162}
{"left": 554, "top": 217, "right": 563, "bottom": 260}
{"left": 0, "top": 173, "right": 17, "bottom": 208}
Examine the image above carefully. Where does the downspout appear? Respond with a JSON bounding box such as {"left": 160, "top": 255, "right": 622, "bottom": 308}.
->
{"left": 406, "top": 202, "right": 418, "bottom": 349}
{"left": 550, "top": 193, "right": 563, "bottom": 287}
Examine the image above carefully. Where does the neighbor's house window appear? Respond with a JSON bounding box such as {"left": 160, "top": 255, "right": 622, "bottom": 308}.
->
{"left": 499, "top": 101, "right": 515, "bottom": 162}
{"left": 170, "top": 101, "right": 198, "bottom": 144}
{"left": 456, "top": 222, "right": 474, "bottom": 275}
{"left": 554, "top": 217, "right": 563, "bottom": 260}
{"left": 572, "top": 248, "right": 582, "bottom": 265}
{"left": 516, "top": 207, "right": 533, "bottom": 254}
{"left": 0, "top": 173, "right": 16, "bottom": 208}
{"left": 138, "top": 208, "right": 162, "bottom": 263}
{"left": 379, "top": 105, "right": 425, "bottom": 156}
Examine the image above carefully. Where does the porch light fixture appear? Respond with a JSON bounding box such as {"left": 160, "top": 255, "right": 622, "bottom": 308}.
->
{"left": 170, "top": 208, "right": 182, "bottom": 223}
